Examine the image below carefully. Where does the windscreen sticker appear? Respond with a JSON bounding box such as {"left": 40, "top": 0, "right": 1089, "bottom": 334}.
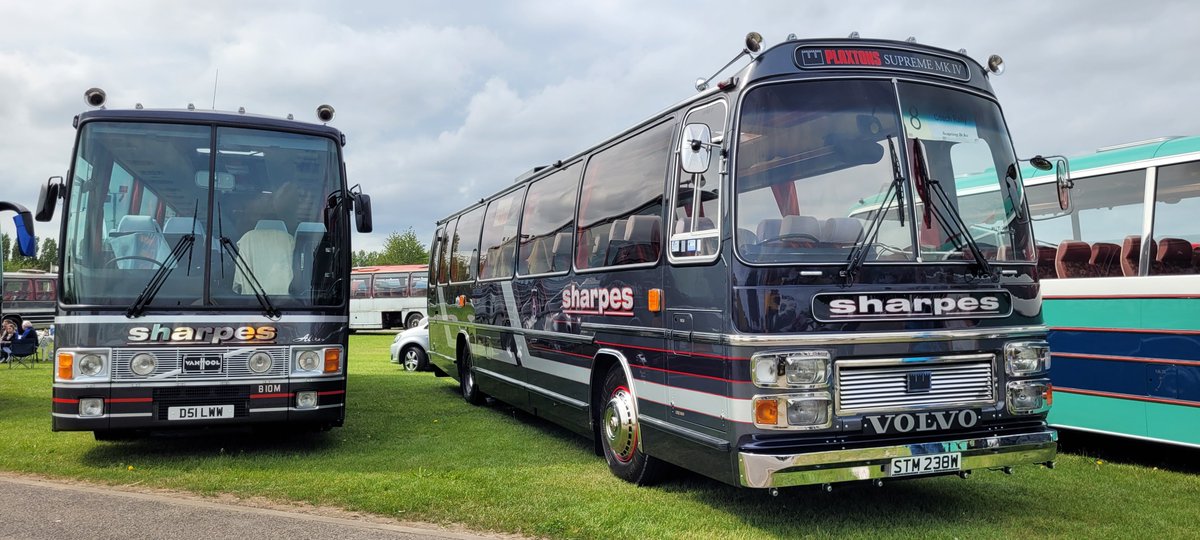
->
{"left": 903, "top": 108, "right": 979, "bottom": 143}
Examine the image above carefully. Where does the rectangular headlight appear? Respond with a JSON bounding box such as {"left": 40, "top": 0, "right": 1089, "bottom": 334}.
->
{"left": 1005, "top": 341, "right": 1051, "bottom": 376}
{"left": 1007, "top": 379, "right": 1052, "bottom": 415}
{"left": 752, "top": 393, "right": 832, "bottom": 430}
{"left": 751, "top": 350, "right": 831, "bottom": 389}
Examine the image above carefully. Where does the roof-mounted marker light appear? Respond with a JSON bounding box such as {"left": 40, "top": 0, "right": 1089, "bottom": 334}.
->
{"left": 987, "top": 54, "right": 1005, "bottom": 75}
{"left": 238, "top": 106, "right": 245, "bottom": 114}
{"left": 287, "top": 113, "right": 294, "bottom": 120}
{"left": 316, "top": 104, "right": 335, "bottom": 123}
{"left": 958, "top": 48, "right": 967, "bottom": 54}
{"left": 84, "top": 88, "right": 106, "bottom": 108}
{"left": 187, "top": 103, "right": 195, "bottom": 110}
{"left": 135, "top": 103, "right": 143, "bottom": 110}
{"left": 848, "top": 31, "right": 860, "bottom": 39}
{"left": 786, "top": 33, "right": 797, "bottom": 41}
{"left": 906, "top": 36, "right": 917, "bottom": 43}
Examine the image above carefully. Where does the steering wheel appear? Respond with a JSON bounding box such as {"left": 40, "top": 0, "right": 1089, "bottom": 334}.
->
{"left": 106, "top": 256, "right": 165, "bottom": 269}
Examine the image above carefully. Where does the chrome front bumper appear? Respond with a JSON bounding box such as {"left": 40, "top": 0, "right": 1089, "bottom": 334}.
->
{"left": 738, "top": 428, "right": 1057, "bottom": 488}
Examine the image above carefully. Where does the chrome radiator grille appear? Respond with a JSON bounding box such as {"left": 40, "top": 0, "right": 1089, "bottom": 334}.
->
{"left": 836, "top": 354, "right": 995, "bottom": 413}
{"left": 112, "top": 347, "right": 290, "bottom": 381}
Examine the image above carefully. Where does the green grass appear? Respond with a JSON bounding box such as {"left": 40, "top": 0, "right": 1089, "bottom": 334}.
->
{"left": 2, "top": 334, "right": 1197, "bottom": 538}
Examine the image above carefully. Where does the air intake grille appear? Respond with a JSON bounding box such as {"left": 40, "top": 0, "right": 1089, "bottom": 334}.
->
{"left": 837, "top": 354, "right": 995, "bottom": 413}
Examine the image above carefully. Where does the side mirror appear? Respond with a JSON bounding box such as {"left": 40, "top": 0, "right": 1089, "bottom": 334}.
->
{"left": 353, "top": 193, "right": 373, "bottom": 233}
{"left": 679, "top": 123, "right": 713, "bottom": 174}
{"left": 1055, "top": 158, "right": 1072, "bottom": 211}
{"left": 36, "top": 176, "right": 65, "bottom": 222}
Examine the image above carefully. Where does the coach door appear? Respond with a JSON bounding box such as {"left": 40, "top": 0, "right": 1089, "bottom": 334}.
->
{"left": 665, "top": 100, "right": 729, "bottom": 433}
{"left": 428, "top": 223, "right": 455, "bottom": 360}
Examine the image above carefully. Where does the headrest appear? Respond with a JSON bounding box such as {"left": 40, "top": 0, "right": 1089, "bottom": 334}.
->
{"left": 552, "top": 232, "right": 572, "bottom": 254}
{"left": 163, "top": 217, "right": 204, "bottom": 235}
{"left": 1090, "top": 242, "right": 1119, "bottom": 263}
{"left": 1056, "top": 240, "right": 1091, "bottom": 263}
{"left": 116, "top": 215, "right": 159, "bottom": 233}
{"left": 822, "top": 218, "right": 864, "bottom": 245}
{"left": 756, "top": 219, "right": 781, "bottom": 241}
{"left": 255, "top": 220, "right": 289, "bottom": 233}
{"left": 609, "top": 219, "right": 628, "bottom": 242}
{"left": 780, "top": 215, "right": 820, "bottom": 239}
{"left": 624, "top": 215, "right": 661, "bottom": 243}
{"left": 295, "top": 222, "right": 327, "bottom": 236}
{"left": 1157, "top": 237, "right": 1192, "bottom": 262}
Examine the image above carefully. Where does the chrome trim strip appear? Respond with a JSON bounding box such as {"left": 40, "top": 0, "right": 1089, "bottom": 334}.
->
{"left": 55, "top": 315, "right": 348, "bottom": 324}
{"left": 289, "top": 404, "right": 344, "bottom": 411}
{"left": 725, "top": 325, "right": 1048, "bottom": 346}
{"left": 580, "top": 322, "right": 666, "bottom": 339}
{"left": 50, "top": 412, "right": 154, "bottom": 419}
{"left": 248, "top": 407, "right": 289, "bottom": 413}
{"left": 639, "top": 414, "right": 730, "bottom": 451}
{"left": 738, "top": 428, "right": 1058, "bottom": 488}
{"left": 447, "top": 322, "right": 596, "bottom": 344}
{"left": 474, "top": 366, "right": 588, "bottom": 409}
{"left": 54, "top": 376, "right": 342, "bottom": 389}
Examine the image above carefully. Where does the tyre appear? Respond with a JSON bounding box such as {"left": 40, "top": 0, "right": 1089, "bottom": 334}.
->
{"left": 401, "top": 345, "right": 428, "bottom": 372}
{"left": 405, "top": 313, "right": 423, "bottom": 329}
{"left": 598, "top": 365, "right": 665, "bottom": 485}
{"left": 459, "top": 348, "right": 486, "bottom": 405}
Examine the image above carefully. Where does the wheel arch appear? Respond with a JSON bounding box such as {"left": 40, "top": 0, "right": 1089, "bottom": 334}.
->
{"left": 591, "top": 347, "right": 643, "bottom": 454}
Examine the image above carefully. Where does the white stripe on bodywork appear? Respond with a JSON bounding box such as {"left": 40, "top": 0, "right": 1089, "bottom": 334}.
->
{"left": 632, "top": 378, "right": 752, "bottom": 424}
{"left": 1043, "top": 274, "right": 1200, "bottom": 297}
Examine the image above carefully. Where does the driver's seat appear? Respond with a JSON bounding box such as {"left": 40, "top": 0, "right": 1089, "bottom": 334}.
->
{"left": 109, "top": 215, "right": 170, "bottom": 269}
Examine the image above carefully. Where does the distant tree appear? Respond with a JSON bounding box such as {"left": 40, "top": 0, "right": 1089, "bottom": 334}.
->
{"left": 1, "top": 233, "right": 9, "bottom": 268}
{"left": 377, "top": 228, "right": 430, "bottom": 265}
{"left": 37, "top": 238, "right": 58, "bottom": 271}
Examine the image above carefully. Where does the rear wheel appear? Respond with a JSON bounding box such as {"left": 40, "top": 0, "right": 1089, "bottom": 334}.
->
{"left": 459, "top": 348, "right": 485, "bottom": 405}
{"left": 401, "top": 345, "right": 428, "bottom": 372}
{"left": 599, "top": 365, "right": 665, "bottom": 485}
{"left": 405, "top": 313, "right": 423, "bottom": 329}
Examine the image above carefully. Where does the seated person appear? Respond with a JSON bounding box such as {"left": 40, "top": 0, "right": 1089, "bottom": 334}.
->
{"left": 14, "top": 321, "right": 38, "bottom": 348}
{"left": 0, "top": 319, "right": 15, "bottom": 362}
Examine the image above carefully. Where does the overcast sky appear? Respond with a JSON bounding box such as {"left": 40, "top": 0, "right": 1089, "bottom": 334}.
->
{"left": 1, "top": 0, "right": 1196, "bottom": 253}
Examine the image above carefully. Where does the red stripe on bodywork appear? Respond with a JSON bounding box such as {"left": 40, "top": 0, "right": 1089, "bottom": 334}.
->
{"left": 1055, "top": 387, "right": 1200, "bottom": 408}
{"left": 52, "top": 398, "right": 78, "bottom": 404}
{"left": 106, "top": 397, "right": 153, "bottom": 403}
{"left": 316, "top": 390, "right": 345, "bottom": 396}
{"left": 594, "top": 341, "right": 747, "bottom": 361}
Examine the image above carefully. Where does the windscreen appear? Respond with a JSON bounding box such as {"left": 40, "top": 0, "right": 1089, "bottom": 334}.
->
{"left": 61, "top": 121, "right": 346, "bottom": 308}
{"left": 735, "top": 79, "right": 1032, "bottom": 265}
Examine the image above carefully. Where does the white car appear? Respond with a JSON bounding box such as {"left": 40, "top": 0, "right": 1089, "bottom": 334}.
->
{"left": 389, "top": 318, "right": 429, "bottom": 372}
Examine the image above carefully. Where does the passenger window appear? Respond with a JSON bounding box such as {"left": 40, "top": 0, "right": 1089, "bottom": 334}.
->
{"left": 1151, "top": 161, "right": 1200, "bottom": 276}
{"left": 577, "top": 121, "right": 673, "bottom": 269}
{"left": 478, "top": 187, "right": 526, "bottom": 280}
{"left": 409, "top": 273, "right": 429, "bottom": 297}
{"left": 434, "top": 224, "right": 450, "bottom": 284}
{"left": 517, "top": 164, "right": 580, "bottom": 276}
{"left": 1028, "top": 169, "right": 1147, "bottom": 278}
{"left": 373, "top": 273, "right": 407, "bottom": 297}
{"left": 671, "top": 100, "right": 726, "bottom": 260}
{"left": 350, "top": 276, "right": 371, "bottom": 298}
{"left": 450, "top": 207, "right": 485, "bottom": 282}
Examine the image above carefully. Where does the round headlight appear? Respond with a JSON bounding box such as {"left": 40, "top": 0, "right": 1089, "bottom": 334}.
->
{"left": 248, "top": 351, "right": 273, "bottom": 374}
{"left": 79, "top": 354, "right": 105, "bottom": 377}
{"left": 297, "top": 350, "right": 320, "bottom": 371}
{"left": 130, "top": 353, "right": 157, "bottom": 376}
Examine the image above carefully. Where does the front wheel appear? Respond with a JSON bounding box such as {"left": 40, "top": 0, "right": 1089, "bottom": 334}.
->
{"left": 401, "top": 345, "right": 428, "bottom": 372}
{"left": 459, "top": 349, "right": 486, "bottom": 405}
{"left": 599, "top": 365, "right": 665, "bottom": 485}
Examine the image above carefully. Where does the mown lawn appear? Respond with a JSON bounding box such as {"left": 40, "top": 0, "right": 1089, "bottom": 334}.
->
{"left": 1, "top": 334, "right": 1196, "bottom": 539}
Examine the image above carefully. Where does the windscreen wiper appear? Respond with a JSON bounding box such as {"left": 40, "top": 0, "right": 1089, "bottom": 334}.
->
{"left": 218, "top": 236, "right": 282, "bottom": 319}
{"left": 842, "top": 136, "right": 905, "bottom": 286}
{"left": 125, "top": 234, "right": 196, "bottom": 318}
{"left": 912, "top": 139, "right": 993, "bottom": 278}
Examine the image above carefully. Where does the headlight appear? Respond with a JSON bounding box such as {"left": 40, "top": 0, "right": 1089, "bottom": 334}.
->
{"left": 296, "top": 391, "right": 317, "bottom": 409}
{"left": 79, "top": 398, "right": 104, "bottom": 417}
{"left": 130, "top": 353, "right": 157, "bottom": 376}
{"left": 753, "top": 393, "right": 832, "bottom": 429}
{"left": 1007, "top": 379, "right": 1052, "bottom": 415}
{"left": 79, "top": 354, "right": 106, "bottom": 377}
{"left": 248, "top": 351, "right": 273, "bottom": 374}
{"left": 1005, "top": 341, "right": 1051, "bottom": 376}
{"left": 751, "top": 350, "right": 831, "bottom": 388}
{"left": 297, "top": 350, "right": 321, "bottom": 372}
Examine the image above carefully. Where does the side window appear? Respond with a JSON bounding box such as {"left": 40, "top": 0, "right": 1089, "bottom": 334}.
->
{"left": 1151, "top": 161, "right": 1200, "bottom": 276}
{"left": 409, "top": 272, "right": 429, "bottom": 297}
{"left": 3, "top": 279, "right": 29, "bottom": 302}
{"left": 435, "top": 223, "right": 451, "bottom": 284}
{"left": 478, "top": 187, "right": 526, "bottom": 280}
{"left": 1028, "top": 169, "right": 1147, "bottom": 278}
{"left": 35, "top": 279, "right": 56, "bottom": 301}
{"left": 517, "top": 163, "right": 581, "bottom": 276}
{"left": 373, "top": 273, "right": 407, "bottom": 297}
{"left": 350, "top": 275, "right": 371, "bottom": 298}
{"left": 671, "top": 101, "right": 726, "bottom": 260}
{"left": 577, "top": 121, "right": 673, "bottom": 269}
{"left": 450, "top": 207, "right": 485, "bottom": 283}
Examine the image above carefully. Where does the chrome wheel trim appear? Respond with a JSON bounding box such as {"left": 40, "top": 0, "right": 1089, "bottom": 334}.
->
{"left": 463, "top": 366, "right": 475, "bottom": 397}
{"left": 603, "top": 387, "right": 638, "bottom": 463}
{"left": 403, "top": 349, "right": 420, "bottom": 371}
